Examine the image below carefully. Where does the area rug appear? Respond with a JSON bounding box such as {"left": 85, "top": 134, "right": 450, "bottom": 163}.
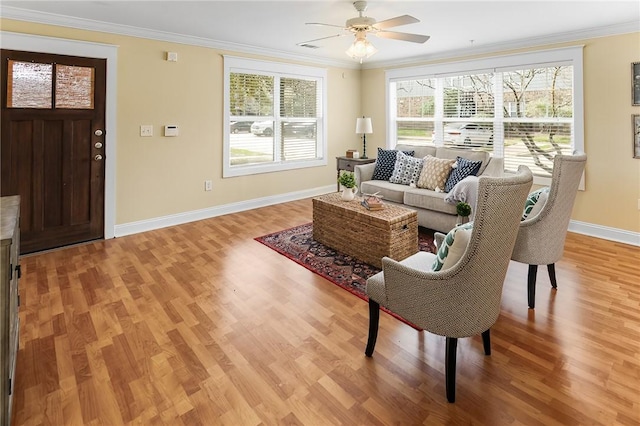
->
{"left": 255, "top": 223, "right": 436, "bottom": 329}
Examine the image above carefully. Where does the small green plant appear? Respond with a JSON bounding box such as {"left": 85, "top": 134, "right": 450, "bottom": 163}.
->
{"left": 456, "top": 201, "right": 472, "bottom": 217}
{"left": 338, "top": 171, "right": 356, "bottom": 189}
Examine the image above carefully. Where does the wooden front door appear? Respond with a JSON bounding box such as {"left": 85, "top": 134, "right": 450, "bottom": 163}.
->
{"left": 1, "top": 50, "right": 107, "bottom": 254}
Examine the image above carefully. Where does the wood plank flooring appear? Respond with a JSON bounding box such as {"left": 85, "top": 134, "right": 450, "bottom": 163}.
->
{"left": 11, "top": 198, "right": 640, "bottom": 425}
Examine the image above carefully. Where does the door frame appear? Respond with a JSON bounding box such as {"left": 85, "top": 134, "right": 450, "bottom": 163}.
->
{"left": 1, "top": 31, "right": 117, "bottom": 239}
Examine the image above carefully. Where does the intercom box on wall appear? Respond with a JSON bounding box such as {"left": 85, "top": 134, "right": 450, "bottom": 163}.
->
{"left": 164, "top": 125, "right": 179, "bottom": 137}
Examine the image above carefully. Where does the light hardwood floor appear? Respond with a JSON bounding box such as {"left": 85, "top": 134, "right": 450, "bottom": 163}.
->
{"left": 11, "top": 198, "right": 640, "bottom": 425}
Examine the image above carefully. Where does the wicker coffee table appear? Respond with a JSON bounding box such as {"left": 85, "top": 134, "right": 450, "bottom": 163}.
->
{"left": 312, "top": 192, "right": 418, "bottom": 268}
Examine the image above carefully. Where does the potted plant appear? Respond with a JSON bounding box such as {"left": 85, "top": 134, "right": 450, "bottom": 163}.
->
{"left": 456, "top": 201, "right": 472, "bottom": 225}
{"left": 338, "top": 172, "right": 358, "bottom": 201}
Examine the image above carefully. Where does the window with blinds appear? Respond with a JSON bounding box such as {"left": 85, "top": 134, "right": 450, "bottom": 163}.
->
{"left": 224, "top": 57, "right": 326, "bottom": 177}
{"left": 387, "top": 47, "right": 583, "bottom": 182}
{"left": 441, "top": 73, "right": 495, "bottom": 149}
{"left": 502, "top": 66, "right": 573, "bottom": 175}
{"left": 394, "top": 78, "right": 436, "bottom": 144}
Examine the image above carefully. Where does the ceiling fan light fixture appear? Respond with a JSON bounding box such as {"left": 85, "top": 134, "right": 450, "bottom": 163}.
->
{"left": 345, "top": 33, "right": 377, "bottom": 62}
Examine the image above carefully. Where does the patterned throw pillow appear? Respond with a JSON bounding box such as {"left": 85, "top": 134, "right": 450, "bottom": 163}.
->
{"left": 432, "top": 222, "right": 474, "bottom": 271}
{"left": 522, "top": 187, "right": 550, "bottom": 220}
{"left": 416, "top": 155, "right": 456, "bottom": 190}
{"left": 444, "top": 157, "right": 483, "bottom": 193}
{"left": 371, "top": 148, "right": 415, "bottom": 181}
{"left": 389, "top": 151, "right": 424, "bottom": 186}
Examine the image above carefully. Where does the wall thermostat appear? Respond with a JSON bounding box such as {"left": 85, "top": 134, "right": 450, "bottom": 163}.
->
{"left": 164, "top": 125, "right": 179, "bottom": 137}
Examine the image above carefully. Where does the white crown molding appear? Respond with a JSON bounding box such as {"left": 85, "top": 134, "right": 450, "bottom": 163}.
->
{"left": 0, "top": 6, "right": 360, "bottom": 70}
{"left": 363, "top": 20, "right": 639, "bottom": 69}
{"left": 3, "top": 6, "right": 635, "bottom": 71}
{"left": 114, "top": 185, "right": 335, "bottom": 238}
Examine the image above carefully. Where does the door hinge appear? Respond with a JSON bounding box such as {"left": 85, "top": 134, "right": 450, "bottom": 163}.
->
{"left": 16, "top": 264, "right": 21, "bottom": 279}
{"left": 9, "top": 262, "right": 12, "bottom": 280}
{"left": 8, "top": 378, "right": 11, "bottom": 395}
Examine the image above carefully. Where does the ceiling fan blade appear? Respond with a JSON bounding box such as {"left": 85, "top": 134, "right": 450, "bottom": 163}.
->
{"left": 376, "top": 30, "right": 430, "bottom": 44}
{"left": 374, "top": 15, "right": 419, "bottom": 30}
{"left": 297, "top": 33, "right": 346, "bottom": 46}
{"left": 305, "top": 22, "right": 346, "bottom": 29}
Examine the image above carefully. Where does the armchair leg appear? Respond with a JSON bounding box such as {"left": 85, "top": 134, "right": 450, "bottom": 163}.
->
{"left": 481, "top": 329, "right": 491, "bottom": 355}
{"left": 527, "top": 264, "right": 538, "bottom": 309}
{"left": 547, "top": 264, "right": 557, "bottom": 289}
{"left": 365, "top": 300, "right": 380, "bottom": 357}
{"left": 445, "top": 337, "right": 458, "bottom": 403}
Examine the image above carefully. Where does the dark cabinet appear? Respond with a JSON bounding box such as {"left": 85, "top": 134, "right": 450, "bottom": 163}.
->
{"left": 1, "top": 196, "right": 20, "bottom": 426}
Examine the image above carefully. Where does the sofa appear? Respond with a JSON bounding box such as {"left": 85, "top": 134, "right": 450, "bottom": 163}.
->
{"left": 355, "top": 144, "right": 504, "bottom": 233}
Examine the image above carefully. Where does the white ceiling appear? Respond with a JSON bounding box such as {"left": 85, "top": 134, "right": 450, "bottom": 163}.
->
{"left": 2, "top": 1, "right": 639, "bottom": 68}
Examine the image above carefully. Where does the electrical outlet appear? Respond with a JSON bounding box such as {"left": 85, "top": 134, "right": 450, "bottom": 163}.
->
{"left": 140, "top": 125, "right": 153, "bottom": 137}
{"left": 204, "top": 180, "right": 213, "bottom": 191}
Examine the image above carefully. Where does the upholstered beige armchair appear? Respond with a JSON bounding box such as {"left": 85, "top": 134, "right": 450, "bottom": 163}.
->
{"left": 365, "top": 166, "right": 533, "bottom": 403}
{"left": 511, "top": 152, "right": 587, "bottom": 309}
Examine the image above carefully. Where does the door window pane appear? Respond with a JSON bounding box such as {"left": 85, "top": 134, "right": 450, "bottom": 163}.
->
{"left": 7, "top": 60, "right": 52, "bottom": 108}
{"left": 55, "top": 64, "right": 95, "bottom": 109}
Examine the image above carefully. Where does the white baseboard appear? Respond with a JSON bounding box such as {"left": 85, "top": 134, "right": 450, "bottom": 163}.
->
{"left": 114, "top": 188, "right": 640, "bottom": 248}
{"left": 114, "top": 185, "right": 335, "bottom": 237}
{"left": 568, "top": 220, "right": 640, "bottom": 247}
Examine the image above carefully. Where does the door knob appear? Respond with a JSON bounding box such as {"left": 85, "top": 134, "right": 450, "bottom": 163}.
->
{"left": 94, "top": 142, "right": 103, "bottom": 149}
{"left": 94, "top": 129, "right": 103, "bottom": 136}
{"left": 94, "top": 154, "right": 103, "bottom": 161}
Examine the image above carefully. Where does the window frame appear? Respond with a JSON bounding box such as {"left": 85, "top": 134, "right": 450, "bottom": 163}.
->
{"left": 223, "top": 56, "right": 327, "bottom": 178}
{"left": 386, "top": 46, "right": 584, "bottom": 185}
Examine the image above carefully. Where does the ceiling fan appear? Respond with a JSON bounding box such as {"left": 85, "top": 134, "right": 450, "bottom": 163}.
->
{"left": 298, "top": 1, "right": 430, "bottom": 62}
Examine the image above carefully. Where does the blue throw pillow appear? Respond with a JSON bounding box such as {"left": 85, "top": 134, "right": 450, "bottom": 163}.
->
{"left": 444, "top": 157, "right": 483, "bottom": 193}
{"left": 371, "top": 148, "right": 415, "bottom": 181}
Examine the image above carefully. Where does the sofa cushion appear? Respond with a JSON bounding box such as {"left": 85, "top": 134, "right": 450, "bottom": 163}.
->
{"left": 522, "top": 187, "right": 550, "bottom": 220}
{"left": 389, "top": 151, "right": 424, "bottom": 185}
{"left": 403, "top": 188, "right": 457, "bottom": 214}
{"left": 435, "top": 147, "right": 491, "bottom": 175}
{"left": 371, "top": 148, "right": 415, "bottom": 181}
{"left": 444, "top": 157, "right": 483, "bottom": 193}
{"left": 396, "top": 144, "right": 437, "bottom": 159}
{"left": 432, "top": 222, "right": 474, "bottom": 271}
{"left": 417, "top": 155, "right": 456, "bottom": 190}
{"left": 360, "top": 180, "right": 407, "bottom": 204}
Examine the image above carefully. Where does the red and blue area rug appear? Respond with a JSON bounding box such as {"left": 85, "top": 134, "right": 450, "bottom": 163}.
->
{"left": 255, "top": 223, "right": 436, "bottom": 329}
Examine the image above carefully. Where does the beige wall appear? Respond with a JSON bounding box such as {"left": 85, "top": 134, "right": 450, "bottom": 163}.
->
{"left": 361, "top": 32, "right": 640, "bottom": 234}
{"left": 2, "top": 19, "right": 639, "bottom": 235}
{"left": 1, "top": 19, "right": 362, "bottom": 224}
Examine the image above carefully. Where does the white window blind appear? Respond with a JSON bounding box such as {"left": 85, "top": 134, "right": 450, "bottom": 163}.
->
{"left": 223, "top": 56, "right": 327, "bottom": 177}
{"left": 386, "top": 47, "right": 583, "bottom": 181}
{"left": 441, "top": 72, "right": 495, "bottom": 149}
{"left": 502, "top": 66, "right": 573, "bottom": 175}
{"left": 394, "top": 78, "right": 436, "bottom": 145}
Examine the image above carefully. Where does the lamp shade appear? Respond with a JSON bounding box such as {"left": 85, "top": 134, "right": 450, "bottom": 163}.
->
{"left": 356, "top": 117, "right": 373, "bottom": 134}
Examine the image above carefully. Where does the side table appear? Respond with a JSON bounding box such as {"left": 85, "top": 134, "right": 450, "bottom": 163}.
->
{"left": 336, "top": 156, "right": 376, "bottom": 191}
